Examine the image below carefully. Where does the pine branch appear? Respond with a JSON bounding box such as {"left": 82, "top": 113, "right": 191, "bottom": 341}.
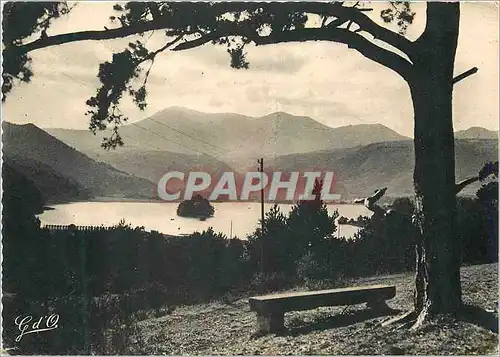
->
{"left": 15, "top": 21, "right": 168, "bottom": 54}
{"left": 455, "top": 177, "right": 480, "bottom": 194}
{"left": 353, "top": 188, "right": 389, "bottom": 216}
{"left": 173, "top": 27, "right": 413, "bottom": 79}
{"left": 292, "top": 2, "right": 415, "bottom": 56}
{"left": 452, "top": 67, "right": 478, "bottom": 85}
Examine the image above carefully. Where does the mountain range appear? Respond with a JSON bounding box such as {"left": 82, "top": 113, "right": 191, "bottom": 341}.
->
{"left": 45, "top": 107, "right": 410, "bottom": 170}
{"left": 3, "top": 107, "right": 498, "bottom": 202}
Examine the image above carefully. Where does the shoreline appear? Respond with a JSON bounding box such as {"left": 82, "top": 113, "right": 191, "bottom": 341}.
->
{"left": 48, "top": 197, "right": 362, "bottom": 205}
{"left": 39, "top": 200, "right": 367, "bottom": 239}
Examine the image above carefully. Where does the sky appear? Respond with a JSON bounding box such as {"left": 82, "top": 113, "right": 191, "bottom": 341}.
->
{"left": 2, "top": 1, "right": 499, "bottom": 138}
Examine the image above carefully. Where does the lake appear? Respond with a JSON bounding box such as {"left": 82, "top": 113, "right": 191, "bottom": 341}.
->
{"left": 38, "top": 202, "right": 372, "bottom": 239}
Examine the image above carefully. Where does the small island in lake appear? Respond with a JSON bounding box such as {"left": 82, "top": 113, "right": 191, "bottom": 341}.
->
{"left": 176, "top": 194, "right": 215, "bottom": 219}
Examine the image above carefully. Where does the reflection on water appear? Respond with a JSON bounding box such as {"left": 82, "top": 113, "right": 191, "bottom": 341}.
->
{"left": 38, "top": 202, "right": 372, "bottom": 239}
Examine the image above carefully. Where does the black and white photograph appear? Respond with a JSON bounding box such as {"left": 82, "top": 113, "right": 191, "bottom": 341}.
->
{"left": 1, "top": 0, "right": 499, "bottom": 355}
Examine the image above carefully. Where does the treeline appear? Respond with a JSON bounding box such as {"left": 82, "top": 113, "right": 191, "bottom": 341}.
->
{"left": 245, "top": 193, "right": 498, "bottom": 286}
{"left": 2, "top": 167, "right": 498, "bottom": 354}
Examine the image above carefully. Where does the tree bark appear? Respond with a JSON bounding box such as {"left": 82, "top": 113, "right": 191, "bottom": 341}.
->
{"left": 408, "top": 3, "right": 462, "bottom": 322}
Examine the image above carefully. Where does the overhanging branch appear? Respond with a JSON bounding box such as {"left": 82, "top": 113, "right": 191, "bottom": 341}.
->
{"left": 455, "top": 177, "right": 479, "bottom": 194}
{"left": 353, "top": 187, "right": 389, "bottom": 216}
{"left": 14, "top": 3, "right": 415, "bottom": 63}
{"left": 291, "top": 2, "right": 415, "bottom": 57}
{"left": 15, "top": 21, "right": 168, "bottom": 54}
{"left": 173, "top": 27, "right": 413, "bottom": 80}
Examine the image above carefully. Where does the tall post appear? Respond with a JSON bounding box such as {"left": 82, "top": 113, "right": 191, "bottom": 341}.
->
{"left": 258, "top": 158, "right": 265, "bottom": 274}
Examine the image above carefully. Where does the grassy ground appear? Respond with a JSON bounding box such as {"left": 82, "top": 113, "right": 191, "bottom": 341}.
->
{"left": 127, "top": 263, "right": 498, "bottom": 355}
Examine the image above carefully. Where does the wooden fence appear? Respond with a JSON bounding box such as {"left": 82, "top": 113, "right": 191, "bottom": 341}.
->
{"left": 41, "top": 225, "right": 188, "bottom": 238}
{"left": 42, "top": 225, "right": 112, "bottom": 232}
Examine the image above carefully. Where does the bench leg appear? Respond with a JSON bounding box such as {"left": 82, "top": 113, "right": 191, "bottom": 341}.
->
{"left": 257, "top": 312, "right": 284, "bottom": 333}
{"left": 367, "top": 299, "right": 391, "bottom": 312}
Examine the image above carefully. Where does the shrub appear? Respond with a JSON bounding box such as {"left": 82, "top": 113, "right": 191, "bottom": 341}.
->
{"left": 296, "top": 251, "right": 326, "bottom": 282}
{"left": 250, "top": 272, "right": 294, "bottom": 294}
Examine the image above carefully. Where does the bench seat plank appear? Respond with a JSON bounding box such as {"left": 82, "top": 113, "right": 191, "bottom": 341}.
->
{"left": 250, "top": 284, "right": 395, "bottom": 313}
{"left": 249, "top": 284, "right": 396, "bottom": 333}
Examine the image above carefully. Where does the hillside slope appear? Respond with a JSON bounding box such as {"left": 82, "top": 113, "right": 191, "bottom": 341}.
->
{"left": 267, "top": 139, "right": 498, "bottom": 199}
{"left": 456, "top": 127, "right": 498, "bottom": 140}
{"left": 2, "top": 122, "right": 156, "bottom": 201}
{"left": 97, "top": 150, "right": 235, "bottom": 183}
{"left": 125, "top": 263, "right": 498, "bottom": 355}
{"left": 4, "top": 156, "right": 90, "bottom": 203}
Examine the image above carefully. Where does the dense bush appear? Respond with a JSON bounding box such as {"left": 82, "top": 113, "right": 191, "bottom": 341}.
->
{"left": 350, "top": 197, "right": 417, "bottom": 275}
{"left": 458, "top": 197, "right": 498, "bottom": 264}
{"left": 250, "top": 272, "right": 296, "bottom": 294}
{"left": 246, "top": 204, "right": 291, "bottom": 275}
{"left": 296, "top": 251, "right": 329, "bottom": 283}
{"left": 349, "top": 193, "right": 499, "bottom": 275}
{"left": 246, "top": 181, "right": 339, "bottom": 277}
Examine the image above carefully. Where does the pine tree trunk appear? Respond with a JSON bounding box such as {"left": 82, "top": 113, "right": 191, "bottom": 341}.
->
{"left": 410, "top": 79, "right": 462, "bottom": 318}
{"left": 408, "top": 2, "right": 462, "bottom": 322}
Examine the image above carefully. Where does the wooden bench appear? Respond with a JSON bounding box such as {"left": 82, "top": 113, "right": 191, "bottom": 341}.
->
{"left": 249, "top": 284, "right": 396, "bottom": 333}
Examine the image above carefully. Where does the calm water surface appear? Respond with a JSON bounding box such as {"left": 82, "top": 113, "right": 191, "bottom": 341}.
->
{"left": 38, "top": 202, "right": 372, "bottom": 239}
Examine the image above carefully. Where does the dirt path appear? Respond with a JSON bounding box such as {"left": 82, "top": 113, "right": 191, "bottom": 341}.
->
{"left": 130, "top": 264, "right": 498, "bottom": 355}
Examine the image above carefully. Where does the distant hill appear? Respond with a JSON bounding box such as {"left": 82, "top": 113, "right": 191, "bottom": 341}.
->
{"left": 45, "top": 107, "right": 410, "bottom": 165}
{"left": 455, "top": 127, "right": 498, "bottom": 140}
{"left": 267, "top": 139, "right": 498, "bottom": 199}
{"left": 95, "top": 150, "right": 235, "bottom": 183}
{"left": 4, "top": 156, "right": 90, "bottom": 203}
{"left": 2, "top": 122, "right": 156, "bottom": 202}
